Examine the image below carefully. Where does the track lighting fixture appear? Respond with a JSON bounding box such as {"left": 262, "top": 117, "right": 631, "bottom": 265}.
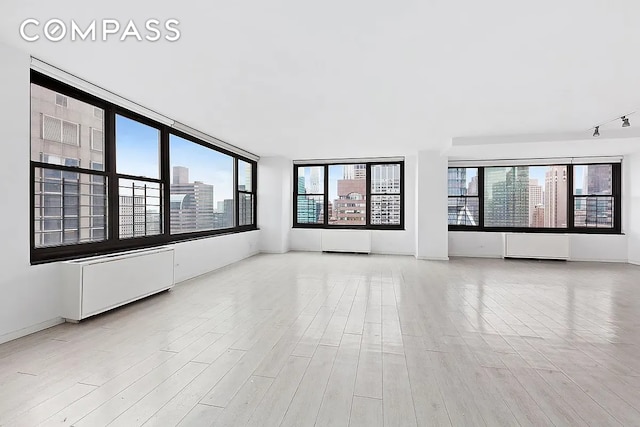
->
{"left": 590, "top": 111, "right": 634, "bottom": 136}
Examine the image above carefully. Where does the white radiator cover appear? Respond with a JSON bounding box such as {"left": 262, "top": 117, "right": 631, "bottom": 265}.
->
{"left": 504, "top": 233, "right": 569, "bottom": 260}
{"left": 321, "top": 230, "right": 371, "bottom": 253}
{"left": 60, "top": 247, "right": 175, "bottom": 321}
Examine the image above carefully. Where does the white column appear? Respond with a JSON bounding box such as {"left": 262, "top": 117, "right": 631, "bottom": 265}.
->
{"left": 257, "top": 156, "right": 292, "bottom": 253}
{"left": 627, "top": 152, "right": 640, "bottom": 265}
{"left": 415, "top": 150, "right": 449, "bottom": 260}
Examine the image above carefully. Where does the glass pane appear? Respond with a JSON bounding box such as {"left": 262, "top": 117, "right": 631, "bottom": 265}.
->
{"left": 239, "top": 194, "right": 254, "bottom": 226}
{"left": 43, "top": 218, "right": 62, "bottom": 230}
{"left": 297, "top": 195, "right": 324, "bottom": 224}
{"left": 42, "top": 232, "right": 62, "bottom": 246}
{"left": 238, "top": 160, "right": 253, "bottom": 192}
{"left": 31, "top": 84, "right": 105, "bottom": 169}
{"left": 484, "top": 165, "right": 567, "bottom": 228}
{"left": 371, "top": 164, "right": 401, "bottom": 194}
{"left": 574, "top": 164, "right": 612, "bottom": 195}
{"left": 34, "top": 168, "right": 108, "bottom": 247}
{"left": 116, "top": 115, "right": 160, "bottom": 179}
{"left": 328, "top": 164, "right": 366, "bottom": 225}
{"left": 371, "top": 195, "right": 401, "bottom": 225}
{"left": 448, "top": 197, "right": 479, "bottom": 226}
{"left": 574, "top": 196, "right": 614, "bottom": 228}
{"left": 118, "top": 179, "right": 162, "bottom": 239}
{"left": 297, "top": 166, "right": 324, "bottom": 194}
{"left": 448, "top": 168, "right": 478, "bottom": 196}
{"left": 170, "top": 134, "right": 234, "bottom": 233}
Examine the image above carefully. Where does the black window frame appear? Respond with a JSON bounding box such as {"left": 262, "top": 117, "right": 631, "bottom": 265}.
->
{"left": 292, "top": 160, "right": 405, "bottom": 230}
{"left": 448, "top": 162, "right": 622, "bottom": 234}
{"left": 30, "top": 71, "right": 258, "bottom": 264}
{"left": 447, "top": 167, "right": 483, "bottom": 229}
{"left": 236, "top": 158, "right": 257, "bottom": 231}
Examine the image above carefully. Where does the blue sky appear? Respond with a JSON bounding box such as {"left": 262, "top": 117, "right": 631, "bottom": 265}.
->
{"left": 116, "top": 115, "right": 234, "bottom": 203}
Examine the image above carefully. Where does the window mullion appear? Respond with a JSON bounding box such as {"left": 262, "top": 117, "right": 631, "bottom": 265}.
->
{"left": 366, "top": 163, "right": 371, "bottom": 226}
{"left": 324, "top": 165, "right": 329, "bottom": 226}
{"left": 567, "top": 164, "right": 575, "bottom": 232}
{"left": 105, "top": 105, "right": 118, "bottom": 242}
{"left": 161, "top": 126, "right": 170, "bottom": 237}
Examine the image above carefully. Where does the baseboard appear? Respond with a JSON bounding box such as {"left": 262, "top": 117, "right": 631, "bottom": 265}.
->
{"left": 415, "top": 256, "right": 450, "bottom": 261}
{"left": 629, "top": 259, "right": 640, "bottom": 266}
{"left": 289, "top": 248, "right": 322, "bottom": 253}
{"left": 569, "top": 258, "right": 628, "bottom": 263}
{"left": 448, "top": 254, "right": 503, "bottom": 259}
{"left": 259, "top": 249, "right": 291, "bottom": 254}
{"left": 0, "top": 317, "right": 65, "bottom": 345}
{"left": 371, "top": 250, "right": 415, "bottom": 256}
{"left": 175, "top": 250, "right": 261, "bottom": 284}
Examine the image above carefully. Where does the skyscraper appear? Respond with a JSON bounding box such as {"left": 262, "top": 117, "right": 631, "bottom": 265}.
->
{"left": 529, "top": 179, "right": 543, "bottom": 227}
{"left": 297, "top": 176, "right": 319, "bottom": 223}
{"left": 532, "top": 205, "right": 545, "bottom": 227}
{"left": 343, "top": 164, "right": 366, "bottom": 180}
{"left": 544, "top": 166, "right": 567, "bottom": 228}
{"left": 371, "top": 164, "right": 401, "bottom": 225}
{"left": 448, "top": 168, "right": 467, "bottom": 196}
{"left": 583, "top": 164, "right": 613, "bottom": 227}
{"left": 309, "top": 167, "right": 321, "bottom": 194}
{"left": 170, "top": 166, "right": 216, "bottom": 232}
{"left": 332, "top": 176, "right": 366, "bottom": 225}
{"left": 484, "top": 167, "right": 529, "bottom": 227}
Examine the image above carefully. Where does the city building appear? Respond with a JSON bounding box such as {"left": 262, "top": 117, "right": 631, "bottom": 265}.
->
{"left": 371, "top": 163, "right": 402, "bottom": 225}
{"left": 532, "top": 204, "right": 545, "bottom": 227}
{"left": 328, "top": 165, "right": 367, "bottom": 225}
{"left": 485, "top": 167, "right": 529, "bottom": 227}
{"left": 170, "top": 166, "right": 216, "bottom": 232}
{"left": 119, "top": 195, "right": 161, "bottom": 238}
{"left": 297, "top": 176, "right": 320, "bottom": 223}
{"left": 544, "top": 166, "right": 567, "bottom": 227}
{"left": 529, "top": 178, "right": 543, "bottom": 227}
{"left": 31, "top": 84, "right": 105, "bottom": 247}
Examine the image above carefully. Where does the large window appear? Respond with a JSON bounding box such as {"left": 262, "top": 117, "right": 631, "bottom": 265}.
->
{"left": 237, "top": 160, "right": 256, "bottom": 227}
{"left": 169, "top": 134, "right": 235, "bottom": 233}
{"left": 573, "top": 164, "right": 615, "bottom": 228}
{"left": 293, "top": 161, "right": 404, "bottom": 229}
{"left": 296, "top": 166, "right": 325, "bottom": 225}
{"left": 30, "top": 71, "right": 257, "bottom": 263}
{"left": 116, "top": 115, "right": 163, "bottom": 239}
{"left": 371, "top": 164, "right": 402, "bottom": 226}
{"left": 448, "top": 162, "right": 621, "bottom": 234}
{"left": 448, "top": 167, "right": 479, "bottom": 226}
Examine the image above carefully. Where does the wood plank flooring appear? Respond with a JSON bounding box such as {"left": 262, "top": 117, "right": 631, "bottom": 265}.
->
{"left": 1, "top": 253, "right": 640, "bottom": 426}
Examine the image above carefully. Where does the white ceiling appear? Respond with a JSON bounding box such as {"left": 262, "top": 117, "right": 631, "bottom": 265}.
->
{"left": 1, "top": 0, "right": 639, "bottom": 159}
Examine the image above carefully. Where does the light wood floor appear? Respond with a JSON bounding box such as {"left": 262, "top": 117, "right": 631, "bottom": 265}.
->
{"left": 1, "top": 253, "right": 640, "bottom": 426}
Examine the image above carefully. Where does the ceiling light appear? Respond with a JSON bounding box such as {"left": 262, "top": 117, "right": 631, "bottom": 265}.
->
{"left": 622, "top": 116, "right": 630, "bottom": 127}
{"left": 593, "top": 126, "right": 600, "bottom": 137}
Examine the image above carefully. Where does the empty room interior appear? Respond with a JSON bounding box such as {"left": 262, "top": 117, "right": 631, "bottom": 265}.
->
{"left": 2, "top": 1, "right": 640, "bottom": 426}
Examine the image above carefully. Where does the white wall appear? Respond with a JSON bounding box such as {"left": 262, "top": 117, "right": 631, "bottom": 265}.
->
{"left": 258, "top": 157, "right": 291, "bottom": 254}
{"left": 288, "top": 155, "right": 417, "bottom": 256}
{"left": 449, "top": 232, "right": 504, "bottom": 258}
{"left": 0, "top": 42, "right": 260, "bottom": 344}
{"left": 416, "top": 150, "right": 449, "bottom": 260}
{"left": 628, "top": 152, "right": 640, "bottom": 265}
{"left": 449, "top": 232, "right": 628, "bottom": 262}
{"left": 449, "top": 232, "right": 629, "bottom": 263}
{"left": 173, "top": 230, "right": 260, "bottom": 283}
{"left": 0, "top": 42, "right": 64, "bottom": 344}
